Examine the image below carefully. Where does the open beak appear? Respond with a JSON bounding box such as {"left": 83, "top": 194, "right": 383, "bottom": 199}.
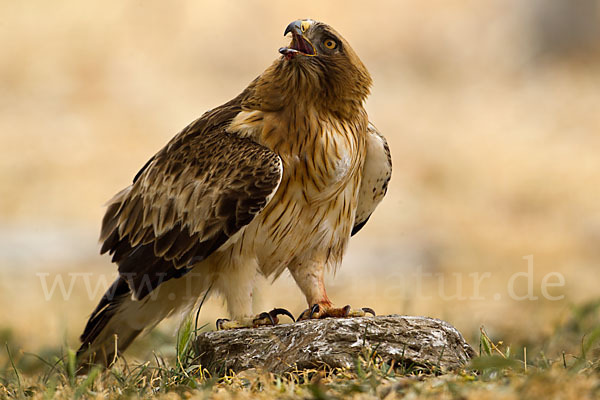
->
{"left": 279, "top": 20, "right": 316, "bottom": 59}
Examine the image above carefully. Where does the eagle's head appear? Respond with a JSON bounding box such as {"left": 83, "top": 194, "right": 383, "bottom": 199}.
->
{"left": 280, "top": 20, "right": 371, "bottom": 104}
{"left": 250, "top": 19, "right": 371, "bottom": 117}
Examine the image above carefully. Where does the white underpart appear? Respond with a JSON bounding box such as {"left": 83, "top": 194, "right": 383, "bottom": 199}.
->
{"left": 332, "top": 154, "right": 352, "bottom": 182}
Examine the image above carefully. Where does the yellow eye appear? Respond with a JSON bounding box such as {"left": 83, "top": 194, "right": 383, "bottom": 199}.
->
{"left": 323, "top": 39, "right": 336, "bottom": 49}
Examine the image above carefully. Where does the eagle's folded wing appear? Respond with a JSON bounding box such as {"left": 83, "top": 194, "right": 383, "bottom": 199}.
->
{"left": 99, "top": 102, "right": 282, "bottom": 300}
{"left": 352, "top": 123, "right": 392, "bottom": 236}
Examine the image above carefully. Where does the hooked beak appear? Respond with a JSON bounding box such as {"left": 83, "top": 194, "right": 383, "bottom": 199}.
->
{"left": 279, "top": 19, "right": 316, "bottom": 59}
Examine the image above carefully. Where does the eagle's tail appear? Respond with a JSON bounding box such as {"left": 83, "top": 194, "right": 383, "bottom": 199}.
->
{"left": 76, "top": 277, "right": 146, "bottom": 368}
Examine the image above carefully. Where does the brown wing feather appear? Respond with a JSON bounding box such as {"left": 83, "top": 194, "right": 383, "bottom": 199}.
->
{"left": 100, "top": 94, "right": 282, "bottom": 300}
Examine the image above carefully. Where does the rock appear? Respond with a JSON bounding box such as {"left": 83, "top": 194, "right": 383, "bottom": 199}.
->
{"left": 193, "top": 315, "right": 475, "bottom": 374}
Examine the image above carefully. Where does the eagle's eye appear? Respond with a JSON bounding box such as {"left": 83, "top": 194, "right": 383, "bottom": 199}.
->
{"left": 323, "top": 39, "right": 337, "bottom": 50}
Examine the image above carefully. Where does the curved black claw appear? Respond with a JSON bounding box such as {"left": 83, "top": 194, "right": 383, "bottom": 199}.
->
{"left": 254, "top": 312, "right": 276, "bottom": 326}
{"left": 216, "top": 318, "right": 230, "bottom": 330}
{"left": 362, "top": 307, "right": 376, "bottom": 316}
{"left": 297, "top": 309, "right": 309, "bottom": 320}
{"left": 297, "top": 304, "right": 321, "bottom": 320}
{"left": 269, "top": 307, "right": 295, "bottom": 323}
{"left": 253, "top": 308, "right": 296, "bottom": 326}
{"left": 309, "top": 303, "right": 321, "bottom": 318}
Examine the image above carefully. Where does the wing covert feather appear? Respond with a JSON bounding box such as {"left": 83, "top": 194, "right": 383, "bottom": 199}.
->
{"left": 100, "top": 96, "right": 282, "bottom": 299}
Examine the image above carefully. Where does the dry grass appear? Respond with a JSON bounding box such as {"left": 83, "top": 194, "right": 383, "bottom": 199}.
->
{"left": 2, "top": 301, "right": 600, "bottom": 399}
{"left": 1, "top": 0, "right": 600, "bottom": 398}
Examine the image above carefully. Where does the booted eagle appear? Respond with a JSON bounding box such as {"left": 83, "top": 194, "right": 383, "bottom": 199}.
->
{"left": 78, "top": 19, "right": 391, "bottom": 367}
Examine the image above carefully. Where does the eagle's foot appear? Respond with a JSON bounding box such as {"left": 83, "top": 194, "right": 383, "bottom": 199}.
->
{"left": 297, "top": 303, "right": 376, "bottom": 320}
{"left": 216, "top": 308, "right": 295, "bottom": 330}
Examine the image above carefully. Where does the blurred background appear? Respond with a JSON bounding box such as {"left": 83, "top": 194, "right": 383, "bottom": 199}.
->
{"left": 1, "top": 0, "right": 599, "bottom": 364}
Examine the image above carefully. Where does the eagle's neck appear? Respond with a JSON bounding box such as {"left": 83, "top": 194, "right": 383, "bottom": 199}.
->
{"left": 246, "top": 58, "right": 369, "bottom": 120}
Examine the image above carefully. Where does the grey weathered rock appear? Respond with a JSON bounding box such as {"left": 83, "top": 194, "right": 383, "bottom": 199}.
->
{"left": 193, "top": 315, "right": 475, "bottom": 374}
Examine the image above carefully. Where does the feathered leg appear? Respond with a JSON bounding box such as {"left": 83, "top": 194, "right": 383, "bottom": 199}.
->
{"left": 214, "top": 260, "right": 294, "bottom": 329}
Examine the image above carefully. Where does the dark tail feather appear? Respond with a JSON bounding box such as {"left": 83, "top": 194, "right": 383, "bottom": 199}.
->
{"left": 77, "top": 277, "right": 140, "bottom": 368}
